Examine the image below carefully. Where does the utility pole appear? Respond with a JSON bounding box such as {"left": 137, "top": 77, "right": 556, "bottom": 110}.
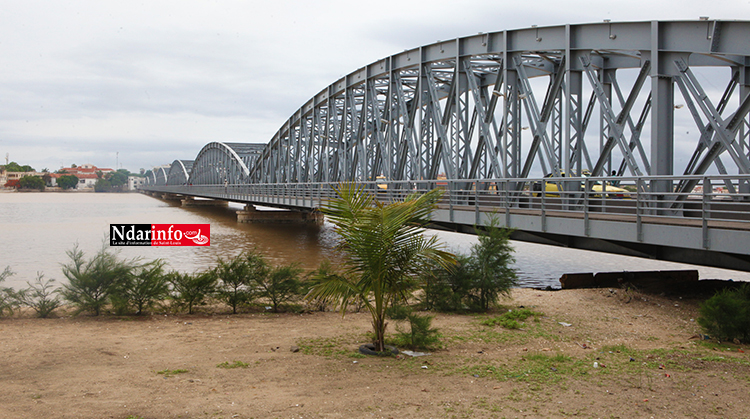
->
{"left": 116, "top": 152, "right": 119, "bottom": 170}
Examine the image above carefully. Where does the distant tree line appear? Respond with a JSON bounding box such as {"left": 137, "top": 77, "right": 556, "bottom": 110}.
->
{"left": 1, "top": 162, "right": 35, "bottom": 173}
{"left": 3, "top": 162, "right": 144, "bottom": 192}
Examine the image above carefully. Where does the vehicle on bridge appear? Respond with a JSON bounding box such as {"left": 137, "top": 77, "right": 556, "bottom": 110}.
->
{"left": 532, "top": 171, "right": 631, "bottom": 199}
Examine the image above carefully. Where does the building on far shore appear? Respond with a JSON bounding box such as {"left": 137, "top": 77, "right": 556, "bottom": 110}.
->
{"left": 55, "top": 164, "right": 114, "bottom": 190}
{"left": 1, "top": 168, "right": 44, "bottom": 189}
{"left": 128, "top": 176, "right": 145, "bottom": 190}
{"left": 2, "top": 164, "right": 141, "bottom": 191}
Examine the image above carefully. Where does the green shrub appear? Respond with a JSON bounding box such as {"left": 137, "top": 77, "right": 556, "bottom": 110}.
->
{"left": 0, "top": 266, "right": 19, "bottom": 317}
{"left": 214, "top": 251, "right": 266, "bottom": 314}
{"left": 111, "top": 260, "right": 169, "bottom": 315}
{"left": 468, "top": 217, "right": 517, "bottom": 311}
{"left": 60, "top": 244, "right": 136, "bottom": 316}
{"left": 167, "top": 270, "right": 217, "bottom": 314}
{"left": 698, "top": 284, "right": 750, "bottom": 343}
{"left": 420, "top": 253, "right": 474, "bottom": 312}
{"left": 17, "top": 273, "right": 61, "bottom": 318}
{"left": 387, "top": 305, "right": 441, "bottom": 350}
{"left": 254, "top": 263, "right": 303, "bottom": 313}
{"left": 419, "top": 216, "right": 517, "bottom": 313}
{"left": 18, "top": 175, "right": 45, "bottom": 191}
{"left": 303, "top": 260, "right": 342, "bottom": 312}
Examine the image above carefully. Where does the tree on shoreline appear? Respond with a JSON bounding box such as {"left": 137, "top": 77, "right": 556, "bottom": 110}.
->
{"left": 57, "top": 174, "right": 79, "bottom": 190}
{"left": 419, "top": 216, "right": 517, "bottom": 312}
{"left": 19, "top": 175, "right": 45, "bottom": 191}
{"left": 1, "top": 162, "right": 34, "bottom": 172}
{"left": 60, "top": 244, "right": 137, "bottom": 316}
{"left": 307, "top": 183, "right": 455, "bottom": 352}
{"left": 167, "top": 270, "right": 217, "bottom": 314}
{"left": 214, "top": 252, "right": 265, "bottom": 314}
{"left": 256, "top": 263, "right": 303, "bottom": 313}
{"left": 465, "top": 216, "right": 517, "bottom": 311}
{"left": 112, "top": 259, "right": 169, "bottom": 315}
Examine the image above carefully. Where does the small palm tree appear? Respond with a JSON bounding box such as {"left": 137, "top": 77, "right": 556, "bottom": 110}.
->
{"left": 308, "top": 183, "right": 454, "bottom": 352}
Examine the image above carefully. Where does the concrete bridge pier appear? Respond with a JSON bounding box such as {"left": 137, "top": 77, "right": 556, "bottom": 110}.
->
{"left": 181, "top": 196, "right": 228, "bottom": 207}
{"left": 236, "top": 204, "right": 323, "bottom": 224}
{"left": 161, "top": 193, "right": 182, "bottom": 201}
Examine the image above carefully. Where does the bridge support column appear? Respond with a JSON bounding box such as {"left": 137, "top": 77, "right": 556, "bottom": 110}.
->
{"left": 236, "top": 204, "right": 323, "bottom": 224}
{"left": 161, "top": 193, "right": 182, "bottom": 201}
{"left": 181, "top": 196, "right": 228, "bottom": 207}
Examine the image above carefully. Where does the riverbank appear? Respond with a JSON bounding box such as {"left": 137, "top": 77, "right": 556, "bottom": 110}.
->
{"left": 1, "top": 287, "right": 747, "bottom": 418}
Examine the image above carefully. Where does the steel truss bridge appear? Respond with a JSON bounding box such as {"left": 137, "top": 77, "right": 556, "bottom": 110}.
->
{"left": 142, "top": 20, "right": 750, "bottom": 271}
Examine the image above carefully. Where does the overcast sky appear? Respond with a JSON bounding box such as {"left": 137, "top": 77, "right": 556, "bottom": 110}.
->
{"left": 0, "top": 0, "right": 747, "bottom": 173}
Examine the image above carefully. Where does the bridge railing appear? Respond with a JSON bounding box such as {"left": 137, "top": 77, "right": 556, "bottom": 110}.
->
{"left": 144, "top": 174, "right": 750, "bottom": 229}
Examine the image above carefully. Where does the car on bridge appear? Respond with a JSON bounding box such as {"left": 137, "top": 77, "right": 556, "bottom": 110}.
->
{"left": 532, "top": 171, "right": 631, "bottom": 199}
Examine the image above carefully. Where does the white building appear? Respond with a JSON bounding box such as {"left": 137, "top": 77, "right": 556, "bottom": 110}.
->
{"left": 128, "top": 176, "right": 145, "bottom": 191}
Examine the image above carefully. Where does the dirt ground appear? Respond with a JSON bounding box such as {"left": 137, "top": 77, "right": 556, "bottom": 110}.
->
{"left": 1, "top": 287, "right": 748, "bottom": 419}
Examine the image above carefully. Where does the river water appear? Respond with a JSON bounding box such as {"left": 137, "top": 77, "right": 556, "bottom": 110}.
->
{"left": 1, "top": 192, "right": 748, "bottom": 291}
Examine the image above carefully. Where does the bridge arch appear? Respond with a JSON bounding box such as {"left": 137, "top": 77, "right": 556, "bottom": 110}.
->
{"left": 166, "top": 160, "right": 193, "bottom": 186}
{"left": 246, "top": 19, "right": 750, "bottom": 196}
{"left": 189, "top": 142, "right": 264, "bottom": 185}
{"left": 154, "top": 167, "right": 168, "bottom": 186}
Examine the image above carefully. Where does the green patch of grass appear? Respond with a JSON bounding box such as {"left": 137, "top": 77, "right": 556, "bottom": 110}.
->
{"left": 296, "top": 334, "right": 366, "bottom": 359}
{"left": 155, "top": 368, "right": 188, "bottom": 377}
{"left": 216, "top": 360, "right": 249, "bottom": 369}
{"left": 462, "top": 352, "right": 588, "bottom": 384}
{"left": 695, "top": 354, "right": 750, "bottom": 366}
{"left": 481, "top": 308, "right": 543, "bottom": 329}
{"left": 445, "top": 318, "right": 560, "bottom": 347}
{"left": 697, "top": 340, "right": 747, "bottom": 352}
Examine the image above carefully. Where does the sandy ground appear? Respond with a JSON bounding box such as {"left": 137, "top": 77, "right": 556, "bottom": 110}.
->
{"left": 1, "top": 287, "right": 748, "bottom": 419}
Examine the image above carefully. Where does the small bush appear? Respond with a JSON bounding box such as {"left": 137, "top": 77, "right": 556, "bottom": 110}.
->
{"left": 254, "top": 263, "right": 303, "bottom": 313}
{"left": 60, "top": 244, "right": 137, "bottom": 316}
{"left": 17, "top": 273, "right": 61, "bottom": 318}
{"left": 214, "top": 251, "right": 266, "bottom": 314}
{"left": 167, "top": 270, "right": 217, "bottom": 314}
{"left": 698, "top": 284, "right": 750, "bottom": 343}
{"left": 0, "top": 266, "right": 19, "bottom": 317}
{"left": 387, "top": 306, "right": 441, "bottom": 350}
{"left": 420, "top": 254, "right": 474, "bottom": 312}
{"left": 111, "top": 260, "right": 169, "bottom": 315}
{"left": 303, "top": 260, "right": 342, "bottom": 312}
{"left": 418, "top": 216, "right": 517, "bottom": 313}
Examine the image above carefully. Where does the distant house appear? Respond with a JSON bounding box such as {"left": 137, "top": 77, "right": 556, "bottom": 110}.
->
{"left": 128, "top": 176, "right": 145, "bottom": 191}
{"left": 2, "top": 170, "right": 43, "bottom": 189}
{"left": 76, "top": 173, "right": 99, "bottom": 189}
{"left": 56, "top": 164, "right": 114, "bottom": 189}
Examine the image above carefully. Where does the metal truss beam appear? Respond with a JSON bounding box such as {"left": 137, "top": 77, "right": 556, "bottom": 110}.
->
{"left": 149, "top": 20, "right": 750, "bottom": 200}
